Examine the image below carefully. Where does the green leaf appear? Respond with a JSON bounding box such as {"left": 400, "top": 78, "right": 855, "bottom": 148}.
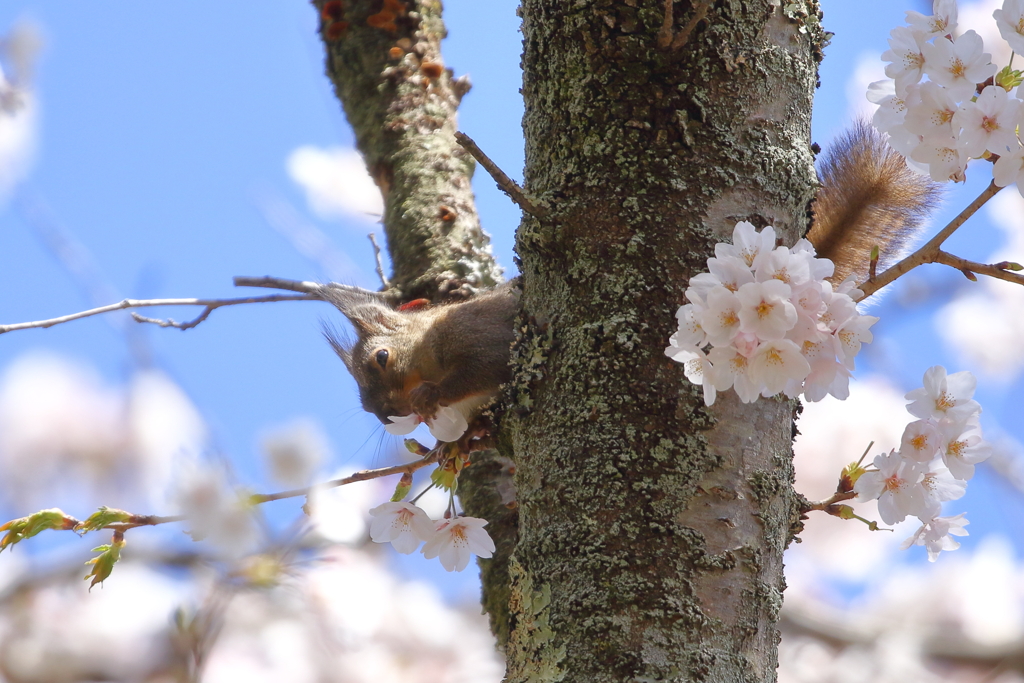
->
{"left": 84, "top": 531, "right": 125, "bottom": 589}
{"left": 0, "top": 508, "right": 76, "bottom": 552}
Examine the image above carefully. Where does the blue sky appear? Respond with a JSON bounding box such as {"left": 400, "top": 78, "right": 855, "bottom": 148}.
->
{"left": 0, "top": 0, "right": 1020, "bottom": 598}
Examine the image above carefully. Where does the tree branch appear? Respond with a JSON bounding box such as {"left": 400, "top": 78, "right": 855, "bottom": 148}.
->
{"left": 233, "top": 276, "right": 389, "bottom": 300}
{"left": 249, "top": 449, "right": 440, "bottom": 504}
{"left": 859, "top": 181, "right": 1003, "bottom": 298}
{"left": 933, "top": 250, "right": 1024, "bottom": 286}
{"left": 454, "top": 131, "right": 548, "bottom": 218}
{"left": 0, "top": 294, "right": 317, "bottom": 335}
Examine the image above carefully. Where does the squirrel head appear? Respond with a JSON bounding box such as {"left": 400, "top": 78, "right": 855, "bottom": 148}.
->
{"left": 322, "top": 290, "right": 428, "bottom": 424}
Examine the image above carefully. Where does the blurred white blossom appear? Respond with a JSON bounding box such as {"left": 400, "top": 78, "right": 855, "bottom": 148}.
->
{"left": 260, "top": 417, "right": 329, "bottom": 487}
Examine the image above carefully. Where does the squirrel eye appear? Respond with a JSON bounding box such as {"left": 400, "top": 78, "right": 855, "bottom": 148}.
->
{"left": 374, "top": 349, "right": 389, "bottom": 369}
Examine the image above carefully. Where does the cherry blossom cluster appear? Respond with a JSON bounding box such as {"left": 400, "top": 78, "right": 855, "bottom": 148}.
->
{"left": 665, "top": 221, "right": 878, "bottom": 406}
{"left": 383, "top": 405, "right": 468, "bottom": 442}
{"left": 854, "top": 366, "right": 991, "bottom": 561}
{"left": 368, "top": 501, "right": 495, "bottom": 572}
{"left": 869, "top": 0, "right": 1024, "bottom": 195}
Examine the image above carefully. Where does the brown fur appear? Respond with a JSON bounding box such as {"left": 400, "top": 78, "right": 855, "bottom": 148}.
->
{"left": 808, "top": 121, "right": 942, "bottom": 284}
{"left": 323, "top": 284, "right": 519, "bottom": 424}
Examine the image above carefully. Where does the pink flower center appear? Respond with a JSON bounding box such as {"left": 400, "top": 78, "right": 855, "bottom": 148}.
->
{"left": 756, "top": 300, "right": 775, "bottom": 320}
{"left": 981, "top": 115, "right": 1000, "bottom": 133}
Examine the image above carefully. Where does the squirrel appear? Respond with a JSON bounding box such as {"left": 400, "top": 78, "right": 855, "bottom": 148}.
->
{"left": 326, "top": 122, "right": 939, "bottom": 430}
{"left": 323, "top": 284, "right": 519, "bottom": 427}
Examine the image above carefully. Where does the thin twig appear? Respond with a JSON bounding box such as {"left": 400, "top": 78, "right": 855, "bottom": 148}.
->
{"left": 802, "top": 490, "right": 857, "bottom": 513}
{"left": 859, "top": 181, "right": 1003, "bottom": 298}
{"left": 250, "top": 451, "right": 440, "bottom": 504}
{"left": 0, "top": 295, "right": 316, "bottom": 335}
{"left": 233, "top": 276, "right": 387, "bottom": 300}
{"left": 368, "top": 232, "right": 390, "bottom": 288}
{"left": 232, "top": 276, "right": 327, "bottom": 294}
{"left": 933, "top": 250, "right": 1024, "bottom": 287}
{"left": 107, "top": 514, "right": 188, "bottom": 532}
{"left": 454, "top": 131, "right": 549, "bottom": 218}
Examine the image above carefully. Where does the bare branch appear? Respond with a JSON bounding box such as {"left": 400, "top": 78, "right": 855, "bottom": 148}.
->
{"left": 859, "top": 181, "right": 1003, "bottom": 298}
{"left": 232, "top": 276, "right": 387, "bottom": 300}
{"left": 454, "top": 131, "right": 549, "bottom": 218}
{"left": 368, "top": 232, "right": 390, "bottom": 289}
{"left": 231, "top": 276, "right": 328, "bottom": 294}
{"left": 249, "top": 450, "right": 440, "bottom": 504}
{"left": 0, "top": 294, "right": 316, "bottom": 335}
{"left": 933, "top": 250, "right": 1024, "bottom": 287}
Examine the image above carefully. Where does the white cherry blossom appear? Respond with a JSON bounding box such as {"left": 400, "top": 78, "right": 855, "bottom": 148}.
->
{"left": 905, "top": 365, "right": 981, "bottom": 422}
{"left": 427, "top": 406, "right": 469, "bottom": 442}
{"left": 669, "top": 303, "right": 707, "bottom": 348}
{"left": 755, "top": 247, "right": 811, "bottom": 287}
{"left": 667, "top": 346, "right": 717, "bottom": 406}
{"left": 854, "top": 450, "right": 926, "bottom": 525}
{"left": 900, "top": 419, "right": 943, "bottom": 462}
{"left": 736, "top": 280, "right": 797, "bottom": 341}
{"left": 904, "top": 81, "right": 959, "bottom": 141}
{"left": 715, "top": 221, "right": 776, "bottom": 270}
{"left": 836, "top": 313, "right": 879, "bottom": 370}
{"left": 868, "top": 79, "right": 910, "bottom": 133}
{"left": 421, "top": 516, "right": 495, "bottom": 572}
{"left": 706, "top": 255, "right": 756, "bottom": 292}
{"left": 993, "top": 146, "right": 1024, "bottom": 197}
{"left": 940, "top": 419, "right": 992, "bottom": 480}
{"left": 707, "top": 346, "right": 761, "bottom": 403}
{"left": 667, "top": 303, "right": 708, "bottom": 348}
{"left": 953, "top": 85, "right": 1023, "bottom": 158}
{"left": 790, "top": 238, "right": 835, "bottom": 280}
{"left": 910, "top": 135, "right": 968, "bottom": 182}
{"left": 915, "top": 466, "right": 967, "bottom": 519}
{"left": 994, "top": 0, "right": 1024, "bottom": 54}
{"left": 748, "top": 339, "right": 811, "bottom": 396}
{"left": 701, "top": 287, "right": 742, "bottom": 345}
{"left": 882, "top": 26, "right": 928, "bottom": 92}
{"left": 921, "top": 31, "right": 995, "bottom": 101}
{"left": 670, "top": 223, "right": 876, "bottom": 405}
{"left": 384, "top": 413, "right": 421, "bottom": 436}
{"left": 901, "top": 513, "right": 969, "bottom": 561}
{"left": 368, "top": 502, "right": 436, "bottom": 554}
{"left": 906, "top": 0, "right": 958, "bottom": 39}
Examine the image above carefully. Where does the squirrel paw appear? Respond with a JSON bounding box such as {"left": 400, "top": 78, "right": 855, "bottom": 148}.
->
{"left": 408, "top": 381, "right": 443, "bottom": 420}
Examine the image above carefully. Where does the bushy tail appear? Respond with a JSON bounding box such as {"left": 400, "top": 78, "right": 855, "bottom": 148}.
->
{"left": 808, "top": 121, "right": 942, "bottom": 285}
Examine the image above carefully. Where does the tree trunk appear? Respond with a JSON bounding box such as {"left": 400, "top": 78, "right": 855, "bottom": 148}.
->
{"left": 503, "top": 1, "right": 826, "bottom": 681}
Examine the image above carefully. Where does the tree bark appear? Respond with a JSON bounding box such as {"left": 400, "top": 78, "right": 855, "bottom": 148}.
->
{"left": 503, "top": 1, "right": 827, "bottom": 681}
{"left": 316, "top": 0, "right": 502, "bottom": 301}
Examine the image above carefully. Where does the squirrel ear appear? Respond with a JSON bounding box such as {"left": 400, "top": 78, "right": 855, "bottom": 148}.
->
{"left": 346, "top": 304, "right": 404, "bottom": 335}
